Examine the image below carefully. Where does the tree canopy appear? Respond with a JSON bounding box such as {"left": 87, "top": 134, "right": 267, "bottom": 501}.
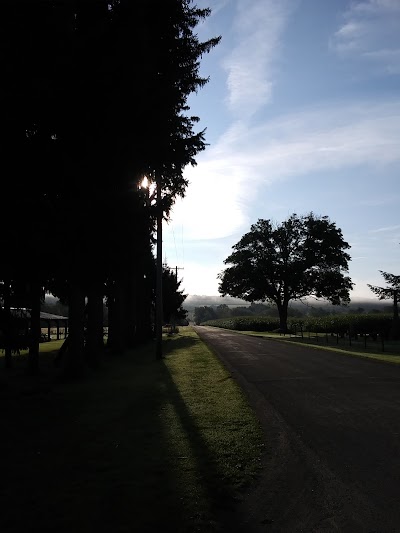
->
{"left": 162, "top": 268, "right": 188, "bottom": 324}
{"left": 368, "top": 271, "right": 400, "bottom": 322}
{"left": 0, "top": 1, "right": 219, "bottom": 373}
{"left": 218, "top": 213, "right": 353, "bottom": 331}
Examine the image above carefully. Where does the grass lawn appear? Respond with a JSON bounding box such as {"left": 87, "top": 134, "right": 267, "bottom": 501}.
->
{"left": 231, "top": 329, "right": 400, "bottom": 364}
{"left": 0, "top": 327, "right": 263, "bottom": 533}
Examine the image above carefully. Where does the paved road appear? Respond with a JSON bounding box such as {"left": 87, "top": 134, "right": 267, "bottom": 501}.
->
{"left": 194, "top": 326, "right": 400, "bottom": 533}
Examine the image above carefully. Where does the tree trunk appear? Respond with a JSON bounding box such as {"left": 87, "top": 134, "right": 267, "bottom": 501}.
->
{"left": 107, "top": 278, "right": 125, "bottom": 354}
{"left": 135, "top": 273, "right": 152, "bottom": 343}
{"left": 86, "top": 286, "right": 104, "bottom": 367}
{"left": 123, "top": 272, "right": 137, "bottom": 350}
{"left": 28, "top": 281, "right": 41, "bottom": 375}
{"left": 106, "top": 281, "right": 116, "bottom": 350}
{"left": 277, "top": 300, "right": 289, "bottom": 332}
{"left": 3, "top": 279, "right": 12, "bottom": 369}
{"left": 63, "top": 283, "right": 86, "bottom": 377}
{"left": 156, "top": 174, "right": 163, "bottom": 359}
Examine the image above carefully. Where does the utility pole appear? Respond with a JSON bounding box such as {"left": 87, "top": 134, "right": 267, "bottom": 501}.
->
{"left": 156, "top": 171, "right": 163, "bottom": 359}
{"left": 174, "top": 265, "right": 184, "bottom": 282}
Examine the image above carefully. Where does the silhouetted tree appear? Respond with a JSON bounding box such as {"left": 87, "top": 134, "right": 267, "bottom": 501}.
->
{"left": 162, "top": 268, "right": 188, "bottom": 324}
{"left": 368, "top": 271, "right": 400, "bottom": 338}
{"left": 219, "top": 213, "right": 353, "bottom": 332}
{"left": 1, "top": 1, "right": 220, "bottom": 373}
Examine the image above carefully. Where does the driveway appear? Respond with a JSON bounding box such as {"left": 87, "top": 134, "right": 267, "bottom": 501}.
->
{"left": 194, "top": 326, "right": 400, "bottom": 533}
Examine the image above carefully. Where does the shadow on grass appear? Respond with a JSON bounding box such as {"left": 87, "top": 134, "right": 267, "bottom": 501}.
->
{"left": 161, "top": 362, "right": 240, "bottom": 530}
{"left": 0, "top": 337, "right": 244, "bottom": 533}
{"left": 163, "top": 333, "right": 198, "bottom": 354}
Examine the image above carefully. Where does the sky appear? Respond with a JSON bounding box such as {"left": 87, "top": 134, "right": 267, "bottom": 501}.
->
{"left": 163, "top": 0, "right": 400, "bottom": 301}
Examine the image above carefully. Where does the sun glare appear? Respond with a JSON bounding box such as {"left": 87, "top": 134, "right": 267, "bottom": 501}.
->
{"left": 140, "top": 176, "right": 149, "bottom": 189}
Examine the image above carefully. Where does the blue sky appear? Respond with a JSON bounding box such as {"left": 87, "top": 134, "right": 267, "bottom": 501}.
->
{"left": 163, "top": 0, "right": 400, "bottom": 300}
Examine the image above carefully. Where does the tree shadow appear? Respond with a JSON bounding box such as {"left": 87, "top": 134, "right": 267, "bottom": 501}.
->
{"left": 0, "top": 340, "right": 246, "bottom": 533}
{"left": 160, "top": 360, "right": 244, "bottom": 531}
{"left": 163, "top": 333, "right": 199, "bottom": 353}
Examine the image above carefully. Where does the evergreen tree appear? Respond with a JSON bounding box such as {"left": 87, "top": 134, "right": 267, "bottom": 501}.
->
{"left": 368, "top": 271, "right": 400, "bottom": 338}
{"left": 0, "top": 1, "right": 220, "bottom": 371}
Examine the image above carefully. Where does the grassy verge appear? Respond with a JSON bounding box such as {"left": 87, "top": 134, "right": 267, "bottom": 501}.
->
{"left": 0, "top": 327, "right": 263, "bottom": 533}
{"left": 230, "top": 329, "right": 400, "bottom": 364}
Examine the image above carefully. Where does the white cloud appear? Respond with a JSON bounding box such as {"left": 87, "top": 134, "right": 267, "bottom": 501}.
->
{"left": 176, "top": 261, "right": 223, "bottom": 296}
{"left": 369, "top": 224, "right": 400, "bottom": 233}
{"left": 210, "top": 0, "right": 232, "bottom": 17}
{"left": 167, "top": 100, "right": 400, "bottom": 243}
{"left": 331, "top": 0, "right": 400, "bottom": 73}
{"left": 222, "top": 0, "right": 293, "bottom": 118}
{"left": 363, "top": 48, "right": 400, "bottom": 74}
{"left": 359, "top": 194, "right": 400, "bottom": 207}
{"left": 167, "top": 159, "right": 249, "bottom": 241}
{"left": 351, "top": 0, "right": 400, "bottom": 15}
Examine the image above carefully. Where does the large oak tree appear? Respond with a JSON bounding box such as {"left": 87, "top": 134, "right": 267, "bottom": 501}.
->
{"left": 218, "top": 213, "right": 353, "bottom": 331}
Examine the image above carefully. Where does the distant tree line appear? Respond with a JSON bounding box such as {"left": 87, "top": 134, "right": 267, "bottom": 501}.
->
{"left": 194, "top": 302, "right": 302, "bottom": 325}
{"left": 0, "top": 1, "right": 219, "bottom": 374}
{"left": 194, "top": 300, "right": 391, "bottom": 325}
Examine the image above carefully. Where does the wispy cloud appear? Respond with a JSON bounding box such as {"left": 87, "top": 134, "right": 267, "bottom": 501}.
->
{"left": 359, "top": 194, "right": 400, "bottom": 207}
{"left": 210, "top": 0, "right": 232, "bottom": 17}
{"left": 350, "top": 0, "right": 400, "bottom": 15}
{"left": 167, "top": 100, "right": 400, "bottom": 242}
{"left": 369, "top": 224, "right": 400, "bottom": 233}
{"left": 331, "top": 0, "right": 400, "bottom": 73}
{"left": 222, "top": 0, "right": 293, "bottom": 118}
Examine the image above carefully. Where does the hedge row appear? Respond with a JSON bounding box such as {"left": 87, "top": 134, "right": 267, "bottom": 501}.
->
{"left": 202, "top": 313, "right": 394, "bottom": 335}
{"left": 202, "top": 316, "right": 280, "bottom": 331}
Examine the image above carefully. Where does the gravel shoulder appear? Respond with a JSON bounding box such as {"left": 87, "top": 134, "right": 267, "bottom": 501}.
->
{"left": 194, "top": 326, "right": 400, "bottom": 533}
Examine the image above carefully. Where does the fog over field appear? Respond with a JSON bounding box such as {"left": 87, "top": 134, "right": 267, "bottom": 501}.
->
{"left": 184, "top": 294, "right": 389, "bottom": 313}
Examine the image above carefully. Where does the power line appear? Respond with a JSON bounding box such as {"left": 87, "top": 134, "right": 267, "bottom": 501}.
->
{"left": 181, "top": 224, "right": 184, "bottom": 268}
{"left": 172, "top": 225, "right": 178, "bottom": 265}
{"left": 164, "top": 263, "right": 184, "bottom": 282}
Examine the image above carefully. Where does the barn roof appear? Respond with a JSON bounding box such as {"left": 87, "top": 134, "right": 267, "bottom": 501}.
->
{"left": 8, "top": 308, "right": 68, "bottom": 321}
{"left": 40, "top": 312, "right": 69, "bottom": 321}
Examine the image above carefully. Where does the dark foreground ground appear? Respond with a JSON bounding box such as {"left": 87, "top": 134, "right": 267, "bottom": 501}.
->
{"left": 194, "top": 326, "right": 400, "bottom": 533}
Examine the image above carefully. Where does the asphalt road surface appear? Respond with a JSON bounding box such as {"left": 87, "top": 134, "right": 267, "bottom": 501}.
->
{"left": 194, "top": 326, "right": 400, "bottom": 533}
